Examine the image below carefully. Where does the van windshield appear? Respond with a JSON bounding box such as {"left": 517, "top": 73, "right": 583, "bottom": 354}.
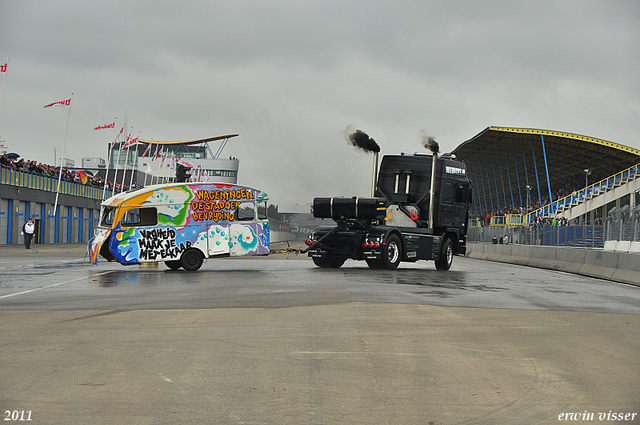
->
{"left": 100, "top": 207, "right": 116, "bottom": 227}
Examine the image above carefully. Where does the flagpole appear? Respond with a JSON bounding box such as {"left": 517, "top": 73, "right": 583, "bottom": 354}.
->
{"left": 160, "top": 149, "right": 166, "bottom": 184}
{"left": 102, "top": 117, "right": 117, "bottom": 201}
{"left": 142, "top": 140, "right": 151, "bottom": 187}
{"left": 164, "top": 150, "right": 170, "bottom": 183}
{"left": 143, "top": 142, "right": 150, "bottom": 187}
{"left": 119, "top": 118, "right": 131, "bottom": 193}
{"left": 114, "top": 126, "right": 125, "bottom": 194}
{"left": 0, "top": 57, "right": 9, "bottom": 129}
{"left": 153, "top": 147, "right": 159, "bottom": 185}
{"left": 54, "top": 92, "right": 74, "bottom": 216}
{"left": 149, "top": 146, "right": 155, "bottom": 186}
{"left": 121, "top": 138, "right": 131, "bottom": 192}
{"left": 153, "top": 146, "right": 161, "bottom": 185}
{"left": 128, "top": 131, "right": 139, "bottom": 189}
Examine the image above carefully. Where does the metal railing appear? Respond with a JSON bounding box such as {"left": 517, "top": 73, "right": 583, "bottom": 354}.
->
{"left": 605, "top": 205, "right": 640, "bottom": 243}
{"left": 527, "top": 162, "right": 639, "bottom": 218}
{"left": 469, "top": 207, "right": 640, "bottom": 248}
{"left": 1, "top": 165, "right": 104, "bottom": 200}
{"left": 468, "top": 223, "right": 604, "bottom": 248}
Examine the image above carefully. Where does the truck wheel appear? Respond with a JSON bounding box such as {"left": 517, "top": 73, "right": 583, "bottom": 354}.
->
{"left": 181, "top": 249, "right": 204, "bottom": 271}
{"left": 382, "top": 234, "right": 402, "bottom": 270}
{"left": 313, "top": 256, "right": 346, "bottom": 268}
{"left": 165, "top": 260, "right": 182, "bottom": 270}
{"left": 435, "top": 238, "right": 453, "bottom": 270}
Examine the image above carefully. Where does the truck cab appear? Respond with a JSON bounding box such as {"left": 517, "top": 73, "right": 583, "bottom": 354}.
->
{"left": 305, "top": 153, "right": 472, "bottom": 270}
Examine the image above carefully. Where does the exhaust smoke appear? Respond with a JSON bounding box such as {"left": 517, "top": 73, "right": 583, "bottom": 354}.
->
{"left": 421, "top": 133, "right": 439, "bottom": 154}
{"left": 346, "top": 128, "right": 381, "bottom": 196}
{"left": 349, "top": 129, "right": 380, "bottom": 153}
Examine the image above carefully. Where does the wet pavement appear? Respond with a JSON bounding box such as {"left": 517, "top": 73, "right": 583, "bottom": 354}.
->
{"left": 1, "top": 243, "right": 639, "bottom": 424}
{"left": 1, "top": 243, "right": 639, "bottom": 314}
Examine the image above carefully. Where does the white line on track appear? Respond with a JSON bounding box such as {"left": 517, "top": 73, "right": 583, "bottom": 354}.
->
{"left": 0, "top": 271, "right": 113, "bottom": 300}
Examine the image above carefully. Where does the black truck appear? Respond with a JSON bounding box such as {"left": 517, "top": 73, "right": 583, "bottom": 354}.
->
{"left": 304, "top": 152, "right": 472, "bottom": 270}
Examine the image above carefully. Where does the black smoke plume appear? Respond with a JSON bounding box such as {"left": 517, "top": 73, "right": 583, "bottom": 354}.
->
{"left": 349, "top": 129, "right": 380, "bottom": 153}
{"left": 421, "top": 134, "right": 439, "bottom": 154}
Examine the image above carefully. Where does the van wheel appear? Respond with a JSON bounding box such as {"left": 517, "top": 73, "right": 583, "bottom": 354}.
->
{"left": 382, "top": 234, "right": 402, "bottom": 270}
{"left": 165, "top": 260, "right": 182, "bottom": 270}
{"left": 181, "top": 249, "right": 204, "bottom": 271}
{"left": 435, "top": 238, "right": 453, "bottom": 270}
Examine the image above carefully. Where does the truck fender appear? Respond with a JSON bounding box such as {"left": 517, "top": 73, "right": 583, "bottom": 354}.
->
{"left": 382, "top": 229, "right": 404, "bottom": 250}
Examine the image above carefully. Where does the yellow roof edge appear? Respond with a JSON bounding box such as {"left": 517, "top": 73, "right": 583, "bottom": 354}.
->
{"left": 488, "top": 126, "right": 640, "bottom": 156}
{"left": 137, "top": 134, "right": 239, "bottom": 145}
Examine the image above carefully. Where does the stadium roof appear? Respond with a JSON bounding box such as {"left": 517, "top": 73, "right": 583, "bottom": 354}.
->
{"left": 138, "top": 134, "right": 239, "bottom": 145}
{"left": 452, "top": 127, "right": 640, "bottom": 213}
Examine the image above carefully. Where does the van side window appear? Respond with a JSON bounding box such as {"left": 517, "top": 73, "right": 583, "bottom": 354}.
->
{"left": 235, "top": 202, "right": 255, "bottom": 221}
{"left": 257, "top": 201, "right": 268, "bottom": 220}
{"left": 122, "top": 207, "right": 158, "bottom": 227}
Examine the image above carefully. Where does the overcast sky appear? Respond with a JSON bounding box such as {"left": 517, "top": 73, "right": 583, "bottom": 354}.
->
{"left": 1, "top": 0, "right": 638, "bottom": 205}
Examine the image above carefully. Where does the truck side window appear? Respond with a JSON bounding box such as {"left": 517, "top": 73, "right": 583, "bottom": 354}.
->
{"left": 235, "top": 202, "right": 255, "bottom": 221}
{"left": 453, "top": 183, "right": 467, "bottom": 204}
{"left": 442, "top": 181, "right": 453, "bottom": 203}
{"left": 122, "top": 207, "right": 158, "bottom": 227}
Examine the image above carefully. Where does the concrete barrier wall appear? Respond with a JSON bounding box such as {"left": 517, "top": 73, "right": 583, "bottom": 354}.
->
{"left": 467, "top": 243, "right": 640, "bottom": 287}
{"left": 604, "top": 240, "right": 640, "bottom": 253}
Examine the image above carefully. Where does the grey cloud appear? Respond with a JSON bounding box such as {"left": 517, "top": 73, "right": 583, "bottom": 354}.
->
{"left": 0, "top": 0, "right": 639, "bottom": 205}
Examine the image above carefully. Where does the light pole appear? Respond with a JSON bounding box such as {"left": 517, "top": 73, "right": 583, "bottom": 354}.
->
{"left": 584, "top": 168, "right": 591, "bottom": 188}
{"left": 526, "top": 185, "right": 532, "bottom": 212}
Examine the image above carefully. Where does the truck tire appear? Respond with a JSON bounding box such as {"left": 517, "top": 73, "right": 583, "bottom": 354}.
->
{"left": 181, "top": 249, "right": 204, "bottom": 271}
{"left": 382, "top": 234, "right": 402, "bottom": 270}
{"left": 312, "top": 256, "right": 346, "bottom": 268}
{"left": 435, "top": 237, "right": 453, "bottom": 270}
{"left": 165, "top": 260, "right": 182, "bottom": 270}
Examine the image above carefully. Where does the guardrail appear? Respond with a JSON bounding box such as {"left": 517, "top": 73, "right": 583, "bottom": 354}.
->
{"left": 1, "top": 165, "right": 105, "bottom": 200}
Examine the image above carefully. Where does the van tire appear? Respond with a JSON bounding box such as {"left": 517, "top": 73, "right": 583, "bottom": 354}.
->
{"left": 165, "top": 260, "right": 182, "bottom": 270}
{"left": 181, "top": 249, "right": 204, "bottom": 272}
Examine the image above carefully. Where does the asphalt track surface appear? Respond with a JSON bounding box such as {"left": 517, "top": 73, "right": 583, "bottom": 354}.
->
{"left": 1, "top": 244, "right": 639, "bottom": 424}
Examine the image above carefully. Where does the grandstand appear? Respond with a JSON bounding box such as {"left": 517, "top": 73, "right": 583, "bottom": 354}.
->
{"left": 452, "top": 127, "right": 640, "bottom": 224}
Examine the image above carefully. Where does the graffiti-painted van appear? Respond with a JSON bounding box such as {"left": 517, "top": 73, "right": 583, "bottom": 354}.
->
{"left": 89, "top": 182, "right": 270, "bottom": 271}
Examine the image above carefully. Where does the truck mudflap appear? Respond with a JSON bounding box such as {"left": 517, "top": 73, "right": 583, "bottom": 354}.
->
{"left": 307, "top": 248, "right": 326, "bottom": 258}
{"left": 363, "top": 250, "right": 381, "bottom": 260}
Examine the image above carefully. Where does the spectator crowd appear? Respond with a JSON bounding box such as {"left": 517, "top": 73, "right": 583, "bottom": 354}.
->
{"left": 1, "top": 154, "right": 135, "bottom": 192}
{"left": 474, "top": 168, "right": 619, "bottom": 227}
